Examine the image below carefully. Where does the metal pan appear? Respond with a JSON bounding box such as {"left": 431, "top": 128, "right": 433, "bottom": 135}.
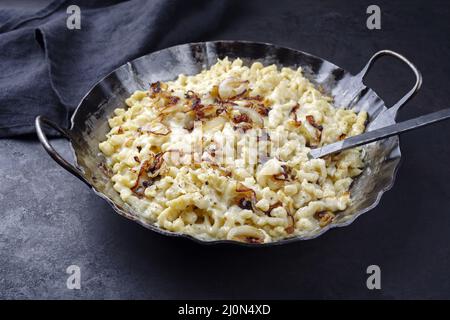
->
{"left": 35, "top": 41, "right": 422, "bottom": 246}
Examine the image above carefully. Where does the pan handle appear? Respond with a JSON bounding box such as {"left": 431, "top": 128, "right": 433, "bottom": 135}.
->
{"left": 35, "top": 116, "right": 91, "bottom": 187}
{"left": 356, "top": 50, "right": 422, "bottom": 119}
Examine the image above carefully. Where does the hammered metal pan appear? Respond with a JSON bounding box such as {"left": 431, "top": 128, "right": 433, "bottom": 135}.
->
{"left": 35, "top": 41, "right": 422, "bottom": 246}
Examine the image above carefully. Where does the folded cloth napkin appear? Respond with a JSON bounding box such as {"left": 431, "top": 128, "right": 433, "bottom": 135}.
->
{"left": 0, "top": 0, "right": 227, "bottom": 137}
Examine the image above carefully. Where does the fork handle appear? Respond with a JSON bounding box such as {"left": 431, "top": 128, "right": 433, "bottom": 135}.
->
{"left": 309, "top": 108, "right": 450, "bottom": 159}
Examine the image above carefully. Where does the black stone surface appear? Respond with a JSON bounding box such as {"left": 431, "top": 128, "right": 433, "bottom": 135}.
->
{"left": 1, "top": 0, "right": 450, "bottom": 299}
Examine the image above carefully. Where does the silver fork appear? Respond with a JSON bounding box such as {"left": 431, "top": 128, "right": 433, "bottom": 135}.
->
{"left": 309, "top": 108, "right": 450, "bottom": 159}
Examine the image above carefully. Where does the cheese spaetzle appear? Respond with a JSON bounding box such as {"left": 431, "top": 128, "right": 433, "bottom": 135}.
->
{"left": 99, "top": 58, "right": 367, "bottom": 243}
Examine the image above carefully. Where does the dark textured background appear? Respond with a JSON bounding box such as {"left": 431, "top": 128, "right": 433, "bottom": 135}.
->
{"left": 1, "top": 0, "right": 450, "bottom": 299}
